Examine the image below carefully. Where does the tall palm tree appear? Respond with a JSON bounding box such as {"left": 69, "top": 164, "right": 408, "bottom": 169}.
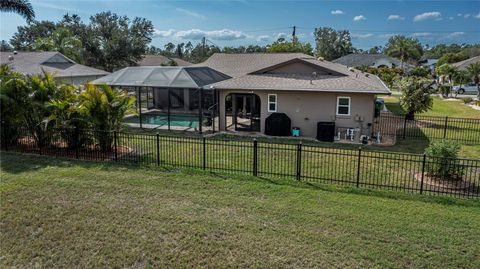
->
{"left": 0, "top": 0, "right": 35, "bottom": 22}
{"left": 385, "top": 36, "right": 422, "bottom": 70}
{"left": 33, "top": 28, "right": 83, "bottom": 63}
{"left": 466, "top": 62, "right": 480, "bottom": 97}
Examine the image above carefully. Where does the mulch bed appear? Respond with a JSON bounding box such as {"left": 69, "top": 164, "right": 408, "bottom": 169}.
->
{"left": 414, "top": 172, "right": 475, "bottom": 191}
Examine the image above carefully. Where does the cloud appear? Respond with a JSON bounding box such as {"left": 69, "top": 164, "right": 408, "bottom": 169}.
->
{"left": 412, "top": 32, "right": 433, "bottom": 37}
{"left": 257, "top": 35, "right": 270, "bottom": 42}
{"left": 475, "top": 12, "right": 480, "bottom": 19}
{"left": 464, "top": 14, "right": 471, "bottom": 18}
{"left": 413, "top": 11, "right": 441, "bottom": 21}
{"left": 446, "top": 32, "right": 465, "bottom": 38}
{"left": 331, "top": 10, "right": 344, "bottom": 15}
{"left": 387, "top": 15, "right": 404, "bottom": 20}
{"left": 175, "top": 8, "right": 206, "bottom": 20}
{"left": 276, "top": 32, "right": 287, "bottom": 39}
{"left": 351, "top": 33, "right": 374, "bottom": 39}
{"left": 153, "top": 29, "right": 175, "bottom": 38}
{"left": 353, "top": 15, "right": 366, "bottom": 21}
{"left": 448, "top": 17, "right": 454, "bottom": 20}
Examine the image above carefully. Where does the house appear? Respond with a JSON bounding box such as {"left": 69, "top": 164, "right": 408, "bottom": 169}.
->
{"left": 136, "top": 54, "right": 192, "bottom": 67}
{"left": 418, "top": 58, "right": 438, "bottom": 71}
{"left": 333, "top": 53, "right": 413, "bottom": 70}
{"left": 0, "top": 51, "right": 109, "bottom": 84}
{"left": 93, "top": 53, "right": 390, "bottom": 140}
{"left": 201, "top": 53, "right": 390, "bottom": 138}
{"left": 452, "top": 56, "right": 480, "bottom": 70}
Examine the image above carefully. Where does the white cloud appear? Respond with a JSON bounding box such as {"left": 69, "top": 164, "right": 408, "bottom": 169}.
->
{"left": 464, "top": 14, "right": 471, "bottom": 18}
{"left": 379, "top": 33, "right": 396, "bottom": 38}
{"left": 457, "top": 13, "right": 463, "bottom": 17}
{"left": 446, "top": 32, "right": 465, "bottom": 38}
{"left": 412, "top": 32, "right": 433, "bottom": 37}
{"left": 475, "top": 12, "right": 480, "bottom": 19}
{"left": 153, "top": 29, "right": 175, "bottom": 38}
{"left": 387, "top": 15, "right": 404, "bottom": 20}
{"left": 175, "top": 29, "right": 248, "bottom": 40}
{"left": 351, "top": 33, "right": 374, "bottom": 39}
{"left": 276, "top": 32, "right": 287, "bottom": 39}
{"left": 331, "top": 10, "right": 344, "bottom": 15}
{"left": 353, "top": 15, "right": 366, "bottom": 21}
{"left": 448, "top": 17, "right": 454, "bottom": 20}
{"left": 257, "top": 35, "right": 270, "bottom": 42}
{"left": 413, "top": 11, "right": 441, "bottom": 21}
{"left": 175, "top": 8, "right": 206, "bottom": 20}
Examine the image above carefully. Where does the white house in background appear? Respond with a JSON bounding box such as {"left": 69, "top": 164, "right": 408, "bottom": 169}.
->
{"left": 0, "top": 51, "right": 109, "bottom": 85}
{"left": 333, "top": 53, "right": 414, "bottom": 70}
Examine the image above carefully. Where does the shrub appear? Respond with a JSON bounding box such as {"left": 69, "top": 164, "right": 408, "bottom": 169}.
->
{"left": 425, "top": 140, "right": 463, "bottom": 180}
{"left": 462, "top": 97, "right": 473, "bottom": 104}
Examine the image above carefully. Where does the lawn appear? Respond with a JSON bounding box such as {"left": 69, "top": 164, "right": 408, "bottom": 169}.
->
{"left": 382, "top": 95, "right": 480, "bottom": 118}
{"left": 1, "top": 153, "right": 480, "bottom": 268}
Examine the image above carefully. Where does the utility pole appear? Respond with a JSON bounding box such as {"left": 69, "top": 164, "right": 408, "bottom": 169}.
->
{"left": 292, "top": 26, "right": 297, "bottom": 42}
{"left": 202, "top": 36, "right": 206, "bottom": 59}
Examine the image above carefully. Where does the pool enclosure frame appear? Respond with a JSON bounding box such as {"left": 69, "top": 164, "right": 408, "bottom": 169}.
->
{"left": 92, "top": 66, "right": 230, "bottom": 133}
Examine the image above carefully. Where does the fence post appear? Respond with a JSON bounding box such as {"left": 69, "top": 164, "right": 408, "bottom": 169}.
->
{"left": 356, "top": 147, "right": 362, "bottom": 188}
{"left": 420, "top": 153, "right": 426, "bottom": 194}
{"left": 296, "top": 142, "right": 302, "bottom": 181}
{"left": 202, "top": 136, "right": 206, "bottom": 170}
{"left": 253, "top": 139, "right": 258, "bottom": 177}
{"left": 75, "top": 127, "right": 79, "bottom": 159}
{"left": 402, "top": 115, "right": 407, "bottom": 139}
{"left": 156, "top": 133, "right": 160, "bottom": 166}
{"left": 443, "top": 116, "right": 448, "bottom": 138}
{"left": 113, "top": 131, "right": 118, "bottom": 162}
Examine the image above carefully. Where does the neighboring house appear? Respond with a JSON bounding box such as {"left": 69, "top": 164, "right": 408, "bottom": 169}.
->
{"left": 418, "top": 58, "right": 438, "bottom": 71}
{"left": 0, "top": 51, "right": 109, "bottom": 85}
{"left": 93, "top": 53, "right": 390, "bottom": 140}
{"left": 333, "top": 53, "right": 413, "bottom": 70}
{"left": 136, "top": 54, "right": 192, "bottom": 66}
{"left": 452, "top": 56, "right": 480, "bottom": 70}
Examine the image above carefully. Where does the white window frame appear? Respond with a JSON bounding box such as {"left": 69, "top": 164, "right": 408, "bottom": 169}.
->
{"left": 336, "top": 96, "right": 351, "bottom": 116}
{"left": 268, "top": 94, "right": 277, "bottom": 112}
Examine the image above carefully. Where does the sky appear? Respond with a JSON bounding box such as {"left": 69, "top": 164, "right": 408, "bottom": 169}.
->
{"left": 1, "top": 0, "right": 479, "bottom": 50}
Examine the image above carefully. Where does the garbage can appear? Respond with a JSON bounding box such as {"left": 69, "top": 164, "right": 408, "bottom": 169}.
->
{"left": 292, "top": 127, "right": 300, "bottom": 137}
{"left": 317, "top": 122, "right": 335, "bottom": 142}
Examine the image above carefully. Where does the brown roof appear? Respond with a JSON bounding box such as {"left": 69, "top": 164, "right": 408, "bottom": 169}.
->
{"left": 201, "top": 53, "right": 389, "bottom": 94}
{"left": 0, "top": 51, "right": 109, "bottom": 77}
{"left": 452, "top": 56, "right": 480, "bottom": 70}
{"left": 136, "top": 55, "right": 192, "bottom": 66}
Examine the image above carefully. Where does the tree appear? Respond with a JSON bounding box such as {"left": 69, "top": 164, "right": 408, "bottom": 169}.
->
{"left": 408, "top": 66, "right": 431, "bottom": 78}
{"left": 466, "top": 62, "right": 480, "bottom": 96}
{"left": 314, "top": 27, "right": 353, "bottom": 60}
{"left": 164, "top": 42, "right": 175, "bottom": 56}
{"left": 80, "top": 84, "right": 135, "bottom": 151}
{"left": 0, "top": 0, "right": 35, "bottom": 22}
{"left": 0, "top": 65, "right": 26, "bottom": 145}
{"left": 436, "top": 52, "right": 468, "bottom": 66}
{"left": 0, "top": 40, "right": 13, "bottom": 51}
{"left": 10, "top": 20, "right": 56, "bottom": 49}
{"left": 267, "top": 38, "right": 313, "bottom": 55}
{"left": 398, "top": 77, "right": 434, "bottom": 119}
{"left": 384, "top": 35, "right": 423, "bottom": 68}
{"left": 32, "top": 27, "right": 83, "bottom": 62}
{"left": 436, "top": 63, "right": 458, "bottom": 97}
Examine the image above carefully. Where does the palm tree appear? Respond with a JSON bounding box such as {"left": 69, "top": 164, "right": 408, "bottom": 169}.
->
{"left": 33, "top": 28, "right": 83, "bottom": 62}
{"left": 436, "top": 64, "right": 458, "bottom": 98}
{"left": 466, "top": 62, "right": 480, "bottom": 97}
{"left": 0, "top": 0, "right": 35, "bottom": 22}
{"left": 385, "top": 35, "right": 422, "bottom": 70}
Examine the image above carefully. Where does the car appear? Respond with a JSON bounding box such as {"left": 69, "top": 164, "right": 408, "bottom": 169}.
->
{"left": 453, "top": 82, "right": 479, "bottom": 94}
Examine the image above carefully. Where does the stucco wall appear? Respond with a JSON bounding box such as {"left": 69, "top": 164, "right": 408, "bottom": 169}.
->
{"left": 219, "top": 89, "right": 376, "bottom": 138}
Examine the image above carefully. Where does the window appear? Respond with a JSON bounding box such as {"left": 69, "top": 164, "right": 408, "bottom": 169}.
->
{"left": 336, "top": 96, "right": 351, "bottom": 116}
{"left": 268, "top": 94, "right": 277, "bottom": 112}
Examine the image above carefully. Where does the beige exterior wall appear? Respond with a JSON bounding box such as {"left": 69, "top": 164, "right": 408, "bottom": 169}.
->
{"left": 219, "top": 89, "right": 376, "bottom": 138}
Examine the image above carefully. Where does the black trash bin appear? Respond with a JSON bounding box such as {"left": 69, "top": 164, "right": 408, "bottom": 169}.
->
{"left": 317, "top": 122, "right": 335, "bottom": 142}
{"left": 265, "top": 113, "right": 291, "bottom": 136}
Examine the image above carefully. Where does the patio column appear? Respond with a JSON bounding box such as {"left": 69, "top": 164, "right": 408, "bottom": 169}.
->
{"left": 167, "top": 88, "right": 171, "bottom": 131}
{"left": 137, "top": 87, "right": 143, "bottom": 128}
{"left": 199, "top": 88, "right": 203, "bottom": 134}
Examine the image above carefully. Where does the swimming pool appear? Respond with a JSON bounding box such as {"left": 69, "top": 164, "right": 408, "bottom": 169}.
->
{"left": 125, "top": 114, "right": 200, "bottom": 128}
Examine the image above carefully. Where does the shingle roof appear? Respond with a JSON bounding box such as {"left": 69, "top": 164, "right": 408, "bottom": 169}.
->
{"left": 332, "top": 53, "right": 413, "bottom": 69}
{"left": 197, "top": 53, "right": 313, "bottom": 77}
{"left": 452, "top": 56, "right": 480, "bottom": 70}
{"left": 0, "top": 51, "right": 109, "bottom": 77}
{"left": 201, "top": 53, "right": 390, "bottom": 94}
{"left": 91, "top": 66, "right": 230, "bottom": 88}
{"left": 136, "top": 55, "right": 192, "bottom": 66}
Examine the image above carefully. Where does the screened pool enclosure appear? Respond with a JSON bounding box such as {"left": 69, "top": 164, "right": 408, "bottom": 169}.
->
{"left": 93, "top": 66, "right": 230, "bottom": 133}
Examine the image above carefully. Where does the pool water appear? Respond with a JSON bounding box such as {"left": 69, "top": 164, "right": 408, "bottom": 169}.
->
{"left": 125, "top": 114, "right": 200, "bottom": 128}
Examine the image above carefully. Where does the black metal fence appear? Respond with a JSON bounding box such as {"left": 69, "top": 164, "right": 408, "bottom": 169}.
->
{"left": 374, "top": 114, "right": 480, "bottom": 143}
{"left": 2, "top": 127, "right": 479, "bottom": 199}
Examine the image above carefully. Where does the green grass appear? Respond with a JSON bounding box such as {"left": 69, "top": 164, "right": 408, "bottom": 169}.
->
{"left": 382, "top": 95, "right": 480, "bottom": 118}
{"left": 1, "top": 153, "right": 479, "bottom": 268}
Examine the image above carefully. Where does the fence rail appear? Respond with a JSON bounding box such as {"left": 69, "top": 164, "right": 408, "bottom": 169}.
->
{"left": 2, "top": 127, "right": 480, "bottom": 199}
{"left": 374, "top": 114, "right": 480, "bottom": 143}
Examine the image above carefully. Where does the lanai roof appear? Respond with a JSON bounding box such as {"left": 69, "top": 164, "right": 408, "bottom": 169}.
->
{"left": 91, "top": 66, "right": 230, "bottom": 88}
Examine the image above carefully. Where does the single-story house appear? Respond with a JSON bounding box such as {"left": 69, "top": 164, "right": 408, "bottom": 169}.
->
{"left": 0, "top": 51, "right": 109, "bottom": 84}
{"left": 136, "top": 55, "right": 192, "bottom": 67}
{"left": 93, "top": 53, "right": 390, "bottom": 140}
{"left": 452, "top": 56, "right": 480, "bottom": 70}
{"left": 333, "top": 53, "right": 413, "bottom": 70}
{"left": 418, "top": 58, "right": 438, "bottom": 71}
